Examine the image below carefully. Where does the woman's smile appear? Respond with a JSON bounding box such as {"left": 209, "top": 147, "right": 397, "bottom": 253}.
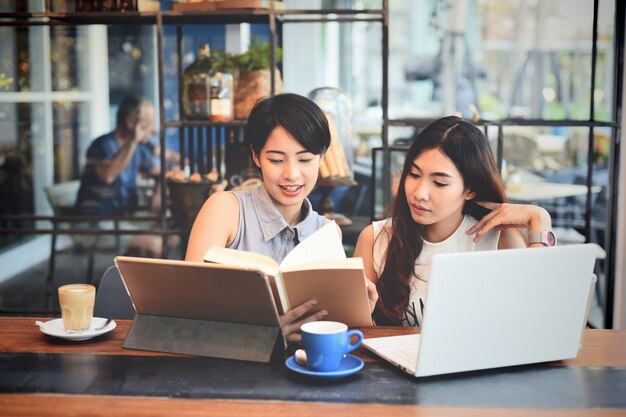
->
{"left": 279, "top": 184, "right": 304, "bottom": 195}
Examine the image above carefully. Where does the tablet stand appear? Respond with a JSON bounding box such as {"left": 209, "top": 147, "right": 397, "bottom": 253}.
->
{"left": 124, "top": 314, "right": 285, "bottom": 363}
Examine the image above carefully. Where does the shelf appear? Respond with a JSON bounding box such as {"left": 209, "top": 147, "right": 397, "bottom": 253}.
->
{"left": 0, "top": 8, "right": 385, "bottom": 26}
{"left": 279, "top": 8, "right": 384, "bottom": 23}
{"left": 161, "top": 10, "right": 274, "bottom": 25}
{"left": 0, "top": 2, "right": 390, "bottom": 250}
{"left": 0, "top": 11, "right": 270, "bottom": 26}
{"left": 0, "top": 12, "right": 158, "bottom": 26}
{"left": 164, "top": 120, "right": 247, "bottom": 128}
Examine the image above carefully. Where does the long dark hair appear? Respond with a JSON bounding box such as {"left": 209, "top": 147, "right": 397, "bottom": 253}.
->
{"left": 374, "top": 116, "right": 507, "bottom": 325}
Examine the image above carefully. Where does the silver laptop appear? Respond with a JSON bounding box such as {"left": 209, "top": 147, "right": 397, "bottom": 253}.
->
{"left": 363, "top": 244, "right": 597, "bottom": 377}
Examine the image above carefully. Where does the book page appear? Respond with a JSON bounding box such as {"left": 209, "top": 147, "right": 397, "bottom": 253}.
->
{"left": 266, "top": 274, "right": 288, "bottom": 316}
{"left": 204, "top": 246, "right": 288, "bottom": 315}
{"left": 280, "top": 257, "right": 372, "bottom": 326}
{"left": 279, "top": 220, "right": 345, "bottom": 269}
{"left": 204, "top": 246, "right": 279, "bottom": 277}
{"left": 280, "top": 257, "right": 364, "bottom": 273}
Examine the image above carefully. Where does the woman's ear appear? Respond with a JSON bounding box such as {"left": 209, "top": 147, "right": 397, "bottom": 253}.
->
{"left": 251, "top": 146, "right": 261, "bottom": 169}
{"left": 464, "top": 189, "right": 476, "bottom": 200}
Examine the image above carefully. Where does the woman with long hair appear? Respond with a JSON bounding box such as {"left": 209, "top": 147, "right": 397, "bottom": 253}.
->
{"left": 354, "top": 116, "right": 554, "bottom": 326}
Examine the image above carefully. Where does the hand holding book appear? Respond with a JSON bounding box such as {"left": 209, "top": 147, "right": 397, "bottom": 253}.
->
{"left": 203, "top": 221, "right": 373, "bottom": 330}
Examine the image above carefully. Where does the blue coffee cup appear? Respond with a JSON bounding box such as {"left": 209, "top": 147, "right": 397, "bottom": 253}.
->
{"left": 300, "top": 321, "right": 363, "bottom": 372}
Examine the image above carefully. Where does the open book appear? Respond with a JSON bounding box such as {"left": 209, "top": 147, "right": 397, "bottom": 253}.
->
{"left": 203, "top": 221, "right": 372, "bottom": 327}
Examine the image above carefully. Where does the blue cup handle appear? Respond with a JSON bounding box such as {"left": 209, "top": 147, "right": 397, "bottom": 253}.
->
{"left": 344, "top": 329, "right": 363, "bottom": 354}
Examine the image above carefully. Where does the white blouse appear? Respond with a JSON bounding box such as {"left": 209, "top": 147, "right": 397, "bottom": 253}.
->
{"left": 372, "top": 215, "right": 500, "bottom": 327}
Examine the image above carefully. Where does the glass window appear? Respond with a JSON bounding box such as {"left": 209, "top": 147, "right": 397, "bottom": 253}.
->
{"left": 0, "top": 102, "right": 35, "bottom": 215}
{"left": 0, "top": 24, "right": 102, "bottom": 251}
{"left": 383, "top": 0, "right": 616, "bottom": 121}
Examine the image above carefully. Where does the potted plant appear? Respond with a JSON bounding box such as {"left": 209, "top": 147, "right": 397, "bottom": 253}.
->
{"left": 0, "top": 73, "right": 13, "bottom": 90}
{"left": 214, "top": 38, "right": 283, "bottom": 120}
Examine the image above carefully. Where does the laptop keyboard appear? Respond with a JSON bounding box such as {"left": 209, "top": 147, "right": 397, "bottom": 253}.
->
{"left": 364, "top": 334, "right": 420, "bottom": 373}
{"left": 391, "top": 345, "right": 419, "bottom": 364}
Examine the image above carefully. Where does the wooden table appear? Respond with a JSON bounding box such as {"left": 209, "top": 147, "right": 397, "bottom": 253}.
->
{"left": 1, "top": 317, "right": 626, "bottom": 417}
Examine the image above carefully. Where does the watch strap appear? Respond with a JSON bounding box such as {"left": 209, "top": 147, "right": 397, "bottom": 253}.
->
{"left": 528, "top": 230, "right": 557, "bottom": 247}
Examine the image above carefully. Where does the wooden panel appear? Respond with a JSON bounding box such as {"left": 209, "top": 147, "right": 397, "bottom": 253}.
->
{"left": 0, "top": 318, "right": 407, "bottom": 360}
{"left": 2, "top": 318, "right": 626, "bottom": 367}
{"left": 0, "top": 318, "right": 160, "bottom": 357}
{"left": 1, "top": 394, "right": 625, "bottom": 417}
{"left": 1, "top": 318, "right": 626, "bottom": 415}
{"left": 563, "top": 330, "right": 626, "bottom": 367}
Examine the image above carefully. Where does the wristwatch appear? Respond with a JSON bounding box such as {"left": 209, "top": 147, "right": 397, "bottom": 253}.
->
{"left": 528, "top": 230, "right": 557, "bottom": 247}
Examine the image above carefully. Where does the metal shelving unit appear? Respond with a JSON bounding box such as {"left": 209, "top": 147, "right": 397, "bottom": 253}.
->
{"left": 153, "top": 4, "right": 389, "bottom": 248}
{"left": 0, "top": 2, "right": 390, "bottom": 258}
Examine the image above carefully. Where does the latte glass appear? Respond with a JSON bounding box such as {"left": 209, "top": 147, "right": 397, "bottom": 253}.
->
{"left": 58, "top": 284, "right": 96, "bottom": 331}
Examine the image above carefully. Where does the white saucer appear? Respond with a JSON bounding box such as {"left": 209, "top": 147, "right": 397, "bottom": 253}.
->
{"left": 36, "top": 317, "right": 116, "bottom": 341}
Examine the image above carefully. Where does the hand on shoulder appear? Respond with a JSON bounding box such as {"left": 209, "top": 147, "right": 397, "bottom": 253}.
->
{"left": 466, "top": 201, "right": 552, "bottom": 243}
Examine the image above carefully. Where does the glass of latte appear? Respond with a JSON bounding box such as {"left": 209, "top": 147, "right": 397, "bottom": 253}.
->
{"left": 58, "top": 284, "right": 96, "bottom": 331}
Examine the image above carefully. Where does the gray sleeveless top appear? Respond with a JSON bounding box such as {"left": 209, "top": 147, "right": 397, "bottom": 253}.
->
{"left": 229, "top": 185, "right": 328, "bottom": 264}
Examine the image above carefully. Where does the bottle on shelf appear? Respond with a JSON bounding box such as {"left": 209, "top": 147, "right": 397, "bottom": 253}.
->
{"left": 183, "top": 44, "right": 213, "bottom": 120}
{"left": 182, "top": 44, "right": 233, "bottom": 122}
{"left": 209, "top": 69, "right": 233, "bottom": 122}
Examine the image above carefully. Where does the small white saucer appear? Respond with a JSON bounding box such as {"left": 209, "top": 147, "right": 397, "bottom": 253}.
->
{"left": 285, "top": 354, "right": 364, "bottom": 379}
{"left": 36, "top": 317, "right": 116, "bottom": 341}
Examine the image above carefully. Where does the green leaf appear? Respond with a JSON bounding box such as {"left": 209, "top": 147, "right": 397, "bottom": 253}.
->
{"left": 212, "top": 37, "right": 281, "bottom": 72}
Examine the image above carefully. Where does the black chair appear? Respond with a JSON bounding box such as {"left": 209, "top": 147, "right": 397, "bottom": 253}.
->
{"left": 44, "top": 180, "right": 96, "bottom": 285}
{"left": 94, "top": 265, "right": 135, "bottom": 320}
{"left": 45, "top": 181, "right": 122, "bottom": 291}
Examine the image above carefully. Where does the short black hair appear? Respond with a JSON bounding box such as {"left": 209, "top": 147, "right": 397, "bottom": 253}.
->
{"left": 116, "top": 94, "right": 146, "bottom": 128}
{"left": 244, "top": 93, "right": 331, "bottom": 157}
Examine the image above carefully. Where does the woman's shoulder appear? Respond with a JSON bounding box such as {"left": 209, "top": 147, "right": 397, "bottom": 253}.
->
{"left": 462, "top": 214, "right": 500, "bottom": 249}
{"left": 361, "top": 218, "right": 392, "bottom": 250}
{"left": 205, "top": 190, "right": 240, "bottom": 212}
{"left": 463, "top": 214, "right": 479, "bottom": 226}
{"left": 228, "top": 188, "right": 251, "bottom": 200}
{"left": 372, "top": 217, "right": 393, "bottom": 235}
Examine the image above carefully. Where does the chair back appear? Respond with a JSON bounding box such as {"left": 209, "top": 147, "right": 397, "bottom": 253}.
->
{"left": 94, "top": 265, "right": 135, "bottom": 320}
{"left": 45, "top": 180, "right": 80, "bottom": 215}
